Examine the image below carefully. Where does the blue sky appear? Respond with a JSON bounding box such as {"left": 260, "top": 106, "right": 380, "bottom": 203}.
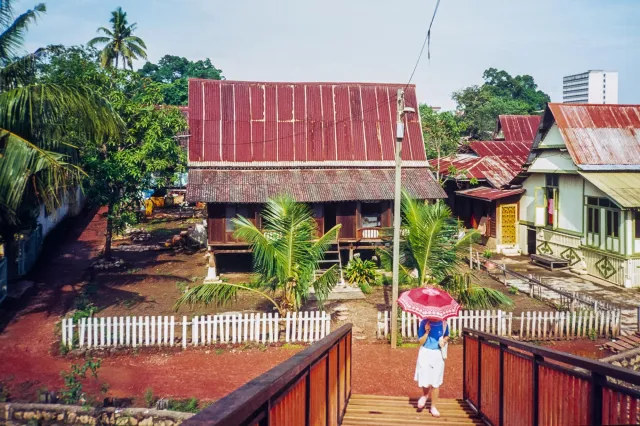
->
{"left": 16, "top": 0, "right": 640, "bottom": 109}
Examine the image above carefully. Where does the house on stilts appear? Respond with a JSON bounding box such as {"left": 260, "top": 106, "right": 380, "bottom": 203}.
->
{"left": 184, "top": 79, "right": 445, "bottom": 280}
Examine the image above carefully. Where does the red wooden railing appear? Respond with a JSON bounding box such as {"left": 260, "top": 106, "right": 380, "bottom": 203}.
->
{"left": 464, "top": 329, "right": 640, "bottom": 425}
{"left": 182, "top": 324, "right": 352, "bottom": 426}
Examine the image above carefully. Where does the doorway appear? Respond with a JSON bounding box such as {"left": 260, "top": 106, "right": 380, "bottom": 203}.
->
{"left": 324, "top": 203, "right": 337, "bottom": 235}
{"left": 527, "top": 227, "right": 537, "bottom": 255}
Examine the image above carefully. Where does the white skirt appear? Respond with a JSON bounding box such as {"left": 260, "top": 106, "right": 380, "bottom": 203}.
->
{"left": 414, "top": 346, "right": 445, "bottom": 388}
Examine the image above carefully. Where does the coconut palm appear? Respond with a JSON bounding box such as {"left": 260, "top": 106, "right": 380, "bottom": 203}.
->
{"left": 88, "top": 7, "right": 147, "bottom": 70}
{"left": 0, "top": 1, "right": 123, "bottom": 227}
{"left": 379, "top": 191, "right": 512, "bottom": 309}
{"left": 175, "top": 195, "right": 342, "bottom": 314}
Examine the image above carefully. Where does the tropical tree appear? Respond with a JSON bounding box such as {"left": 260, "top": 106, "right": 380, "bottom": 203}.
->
{"left": 88, "top": 7, "right": 147, "bottom": 70}
{"left": 0, "top": 3, "right": 122, "bottom": 237}
{"left": 175, "top": 195, "right": 342, "bottom": 314}
{"left": 380, "top": 192, "right": 512, "bottom": 309}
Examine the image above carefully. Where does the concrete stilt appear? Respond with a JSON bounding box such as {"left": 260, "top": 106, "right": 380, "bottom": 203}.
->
{"left": 204, "top": 248, "right": 222, "bottom": 283}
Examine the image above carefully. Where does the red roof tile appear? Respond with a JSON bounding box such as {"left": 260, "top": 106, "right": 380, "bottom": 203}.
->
{"left": 546, "top": 103, "right": 640, "bottom": 168}
{"left": 455, "top": 187, "right": 524, "bottom": 201}
{"left": 431, "top": 155, "right": 524, "bottom": 188}
{"left": 186, "top": 168, "right": 445, "bottom": 203}
{"left": 187, "top": 80, "right": 426, "bottom": 166}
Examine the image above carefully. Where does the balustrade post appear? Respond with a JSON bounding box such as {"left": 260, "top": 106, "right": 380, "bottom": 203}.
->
{"left": 462, "top": 332, "right": 467, "bottom": 400}
{"left": 477, "top": 336, "right": 482, "bottom": 412}
{"left": 499, "top": 343, "right": 505, "bottom": 426}
{"left": 591, "top": 371, "right": 605, "bottom": 426}
{"left": 532, "top": 354, "right": 542, "bottom": 426}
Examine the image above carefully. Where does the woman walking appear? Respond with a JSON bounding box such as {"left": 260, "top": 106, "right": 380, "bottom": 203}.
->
{"left": 415, "top": 318, "right": 449, "bottom": 417}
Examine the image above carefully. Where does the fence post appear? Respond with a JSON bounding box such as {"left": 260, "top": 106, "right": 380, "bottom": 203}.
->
{"left": 182, "top": 316, "right": 187, "bottom": 349}
{"left": 469, "top": 246, "right": 473, "bottom": 269}
{"left": 499, "top": 343, "right": 505, "bottom": 426}
{"left": 532, "top": 354, "right": 542, "bottom": 426}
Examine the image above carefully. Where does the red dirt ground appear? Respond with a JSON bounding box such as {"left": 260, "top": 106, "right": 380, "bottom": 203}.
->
{"left": 0, "top": 209, "right": 608, "bottom": 406}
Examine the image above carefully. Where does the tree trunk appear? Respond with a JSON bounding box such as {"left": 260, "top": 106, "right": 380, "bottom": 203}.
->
{"left": 104, "top": 202, "right": 114, "bottom": 260}
{"left": 115, "top": 54, "right": 119, "bottom": 70}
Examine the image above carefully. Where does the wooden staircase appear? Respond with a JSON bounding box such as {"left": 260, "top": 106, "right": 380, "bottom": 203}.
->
{"left": 603, "top": 331, "right": 640, "bottom": 353}
{"left": 315, "top": 241, "right": 345, "bottom": 285}
{"left": 342, "top": 395, "right": 484, "bottom": 425}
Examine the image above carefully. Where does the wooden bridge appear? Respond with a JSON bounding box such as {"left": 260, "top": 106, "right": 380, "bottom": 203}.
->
{"left": 182, "top": 324, "right": 640, "bottom": 426}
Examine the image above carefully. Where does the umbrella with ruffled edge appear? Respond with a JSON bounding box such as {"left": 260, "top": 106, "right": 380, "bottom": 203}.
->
{"left": 397, "top": 286, "right": 461, "bottom": 320}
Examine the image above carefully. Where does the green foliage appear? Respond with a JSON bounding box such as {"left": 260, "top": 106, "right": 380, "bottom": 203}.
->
{"left": 144, "top": 388, "right": 155, "bottom": 408}
{"left": 452, "top": 68, "right": 550, "bottom": 139}
{"left": 344, "top": 257, "right": 378, "bottom": 287}
{"left": 168, "top": 398, "right": 200, "bottom": 413}
{"left": 483, "top": 250, "right": 493, "bottom": 259}
{"left": 176, "top": 281, "right": 189, "bottom": 293}
{"left": 139, "top": 55, "right": 224, "bottom": 105}
{"left": 88, "top": 7, "right": 147, "bottom": 69}
{"left": 508, "top": 286, "right": 519, "bottom": 295}
{"left": 442, "top": 273, "right": 513, "bottom": 310}
{"left": 59, "top": 358, "right": 103, "bottom": 404}
{"left": 38, "top": 46, "right": 187, "bottom": 257}
{"left": 419, "top": 104, "right": 466, "bottom": 165}
{"left": 175, "top": 195, "right": 342, "bottom": 313}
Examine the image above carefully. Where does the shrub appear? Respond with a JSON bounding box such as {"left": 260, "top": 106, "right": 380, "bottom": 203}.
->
{"left": 144, "top": 388, "right": 155, "bottom": 408}
{"left": 344, "top": 257, "right": 378, "bottom": 287}
{"left": 59, "top": 358, "right": 103, "bottom": 404}
{"left": 168, "top": 397, "right": 200, "bottom": 413}
{"left": 483, "top": 249, "right": 493, "bottom": 259}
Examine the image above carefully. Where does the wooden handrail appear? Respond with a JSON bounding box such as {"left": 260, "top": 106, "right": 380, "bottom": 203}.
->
{"left": 463, "top": 328, "right": 640, "bottom": 426}
{"left": 183, "top": 324, "right": 353, "bottom": 425}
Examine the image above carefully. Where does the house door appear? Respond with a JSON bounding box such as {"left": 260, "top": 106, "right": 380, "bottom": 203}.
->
{"left": 527, "top": 227, "right": 537, "bottom": 255}
{"left": 500, "top": 204, "right": 517, "bottom": 245}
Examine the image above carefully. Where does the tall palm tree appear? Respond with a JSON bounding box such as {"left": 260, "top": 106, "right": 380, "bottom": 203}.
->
{"left": 0, "top": 1, "right": 123, "bottom": 228}
{"left": 380, "top": 191, "right": 512, "bottom": 309}
{"left": 88, "top": 7, "right": 147, "bottom": 70}
{"left": 175, "top": 195, "right": 342, "bottom": 314}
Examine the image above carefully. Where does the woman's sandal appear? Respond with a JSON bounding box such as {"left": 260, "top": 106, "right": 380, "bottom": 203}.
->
{"left": 430, "top": 406, "right": 441, "bottom": 417}
{"left": 417, "top": 396, "right": 428, "bottom": 409}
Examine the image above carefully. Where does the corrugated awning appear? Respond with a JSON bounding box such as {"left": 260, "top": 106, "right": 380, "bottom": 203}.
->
{"left": 186, "top": 168, "right": 446, "bottom": 203}
{"left": 455, "top": 187, "right": 525, "bottom": 202}
{"left": 578, "top": 172, "right": 640, "bottom": 208}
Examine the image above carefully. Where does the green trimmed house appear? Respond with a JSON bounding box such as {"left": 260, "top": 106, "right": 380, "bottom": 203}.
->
{"left": 516, "top": 103, "right": 640, "bottom": 287}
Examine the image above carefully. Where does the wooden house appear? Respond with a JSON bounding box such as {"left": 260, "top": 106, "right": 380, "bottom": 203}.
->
{"left": 185, "top": 80, "right": 445, "bottom": 279}
{"left": 516, "top": 103, "right": 640, "bottom": 287}
{"left": 433, "top": 115, "right": 540, "bottom": 253}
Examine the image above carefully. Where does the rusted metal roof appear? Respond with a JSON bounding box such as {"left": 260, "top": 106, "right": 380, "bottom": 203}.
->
{"left": 497, "top": 115, "right": 541, "bottom": 143}
{"left": 187, "top": 79, "right": 426, "bottom": 166}
{"left": 547, "top": 103, "right": 640, "bottom": 169}
{"left": 431, "top": 155, "right": 525, "bottom": 188}
{"left": 455, "top": 187, "right": 524, "bottom": 201}
{"left": 468, "top": 140, "right": 531, "bottom": 157}
{"left": 578, "top": 172, "right": 640, "bottom": 208}
{"left": 186, "top": 168, "right": 445, "bottom": 203}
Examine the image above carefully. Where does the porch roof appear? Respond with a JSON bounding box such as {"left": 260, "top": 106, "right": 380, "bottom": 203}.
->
{"left": 455, "top": 186, "right": 524, "bottom": 201}
{"left": 578, "top": 172, "right": 640, "bottom": 208}
{"left": 186, "top": 168, "right": 445, "bottom": 203}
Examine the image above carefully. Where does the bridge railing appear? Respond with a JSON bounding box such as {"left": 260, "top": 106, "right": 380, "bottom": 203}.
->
{"left": 182, "top": 324, "right": 352, "bottom": 426}
{"left": 463, "top": 328, "right": 640, "bottom": 426}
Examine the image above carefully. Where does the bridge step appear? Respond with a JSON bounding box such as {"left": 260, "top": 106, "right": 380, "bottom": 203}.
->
{"left": 343, "top": 395, "right": 483, "bottom": 425}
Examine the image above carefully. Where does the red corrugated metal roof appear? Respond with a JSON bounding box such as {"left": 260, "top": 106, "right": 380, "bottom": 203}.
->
{"left": 497, "top": 115, "right": 541, "bottom": 143}
{"left": 468, "top": 140, "right": 531, "bottom": 157}
{"left": 187, "top": 79, "right": 426, "bottom": 165}
{"left": 547, "top": 103, "right": 640, "bottom": 167}
{"left": 455, "top": 187, "right": 524, "bottom": 201}
{"left": 431, "top": 155, "right": 524, "bottom": 188}
{"left": 186, "top": 168, "right": 445, "bottom": 203}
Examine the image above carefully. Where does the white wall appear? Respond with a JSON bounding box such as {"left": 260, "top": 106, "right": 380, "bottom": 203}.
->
{"left": 584, "top": 180, "right": 608, "bottom": 198}
{"left": 37, "top": 187, "right": 84, "bottom": 238}
{"left": 537, "top": 125, "right": 566, "bottom": 149}
{"left": 520, "top": 173, "right": 544, "bottom": 223}
{"left": 557, "top": 174, "right": 584, "bottom": 233}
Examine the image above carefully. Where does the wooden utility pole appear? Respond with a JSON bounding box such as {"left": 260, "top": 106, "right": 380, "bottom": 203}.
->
{"left": 390, "top": 89, "right": 405, "bottom": 349}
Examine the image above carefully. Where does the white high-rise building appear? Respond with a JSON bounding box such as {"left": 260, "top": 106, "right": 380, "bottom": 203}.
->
{"left": 563, "top": 70, "right": 618, "bottom": 104}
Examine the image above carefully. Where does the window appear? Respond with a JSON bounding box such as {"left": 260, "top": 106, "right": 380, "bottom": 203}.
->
{"left": 635, "top": 211, "right": 640, "bottom": 239}
{"left": 606, "top": 210, "right": 620, "bottom": 238}
{"left": 587, "top": 206, "right": 600, "bottom": 234}
{"left": 545, "top": 174, "right": 559, "bottom": 227}
{"left": 360, "top": 202, "right": 381, "bottom": 228}
{"left": 225, "top": 205, "right": 249, "bottom": 232}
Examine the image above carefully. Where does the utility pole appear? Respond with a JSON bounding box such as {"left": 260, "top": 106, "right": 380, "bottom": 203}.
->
{"left": 390, "top": 88, "right": 405, "bottom": 349}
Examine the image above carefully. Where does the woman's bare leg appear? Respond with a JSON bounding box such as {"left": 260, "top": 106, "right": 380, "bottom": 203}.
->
{"left": 422, "top": 386, "right": 432, "bottom": 398}
{"left": 417, "top": 386, "right": 431, "bottom": 409}
{"left": 430, "top": 387, "right": 440, "bottom": 417}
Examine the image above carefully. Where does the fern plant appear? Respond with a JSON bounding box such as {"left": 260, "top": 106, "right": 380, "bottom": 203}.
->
{"left": 344, "top": 257, "right": 378, "bottom": 287}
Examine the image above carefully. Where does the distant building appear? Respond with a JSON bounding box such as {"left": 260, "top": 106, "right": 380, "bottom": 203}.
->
{"left": 563, "top": 70, "right": 618, "bottom": 104}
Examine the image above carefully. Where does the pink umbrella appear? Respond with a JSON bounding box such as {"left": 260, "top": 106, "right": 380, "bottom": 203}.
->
{"left": 397, "top": 286, "right": 461, "bottom": 320}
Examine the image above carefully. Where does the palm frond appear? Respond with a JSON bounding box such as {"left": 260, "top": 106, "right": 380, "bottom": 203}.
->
{"left": 0, "top": 3, "right": 46, "bottom": 61}
{"left": 310, "top": 264, "right": 340, "bottom": 309}
{"left": 440, "top": 273, "right": 513, "bottom": 310}
{"left": 124, "top": 35, "right": 147, "bottom": 49}
{"left": 94, "top": 26, "right": 114, "bottom": 37}
{"left": 0, "top": 45, "right": 63, "bottom": 90}
{"left": 232, "top": 215, "right": 279, "bottom": 279}
{"left": 173, "top": 281, "right": 279, "bottom": 312}
{"left": 87, "top": 36, "right": 111, "bottom": 47}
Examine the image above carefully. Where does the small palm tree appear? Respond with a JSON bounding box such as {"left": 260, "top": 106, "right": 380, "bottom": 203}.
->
{"left": 175, "top": 195, "right": 342, "bottom": 314}
{"left": 0, "top": 1, "right": 123, "bottom": 227}
{"left": 380, "top": 191, "right": 512, "bottom": 309}
{"left": 88, "top": 7, "right": 147, "bottom": 70}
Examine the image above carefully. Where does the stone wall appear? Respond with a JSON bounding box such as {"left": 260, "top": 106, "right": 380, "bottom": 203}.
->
{"left": 1, "top": 403, "right": 193, "bottom": 425}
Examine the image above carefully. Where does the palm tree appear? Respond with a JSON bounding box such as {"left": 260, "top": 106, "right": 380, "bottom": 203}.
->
{"left": 379, "top": 191, "right": 512, "bottom": 309}
{"left": 88, "top": 7, "right": 147, "bottom": 70}
{"left": 0, "top": 1, "right": 123, "bottom": 229}
{"left": 175, "top": 195, "right": 342, "bottom": 314}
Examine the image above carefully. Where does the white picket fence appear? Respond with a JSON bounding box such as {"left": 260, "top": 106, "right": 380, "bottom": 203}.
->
{"left": 61, "top": 311, "right": 331, "bottom": 350}
{"left": 377, "top": 309, "right": 621, "bottom": 341}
